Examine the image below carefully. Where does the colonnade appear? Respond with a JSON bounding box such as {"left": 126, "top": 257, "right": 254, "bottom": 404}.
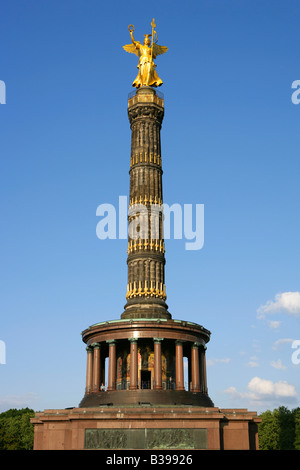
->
{"left": 85, "top": 338, "right": 208, "bottom": 396}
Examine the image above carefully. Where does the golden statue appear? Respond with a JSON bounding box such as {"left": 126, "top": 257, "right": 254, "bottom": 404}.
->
{"left": 123, "top": 19, "right": 168, "bottom": 88}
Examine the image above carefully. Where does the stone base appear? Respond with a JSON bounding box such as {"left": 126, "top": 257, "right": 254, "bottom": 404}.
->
{"left": 31, "top": 405, "right": 261, "bottom": 450}
{"left": 79, "top": 389, "right": 214, "bottom": 408}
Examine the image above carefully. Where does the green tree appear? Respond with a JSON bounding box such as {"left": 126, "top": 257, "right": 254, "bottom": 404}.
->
{"left": 0, "top": 408, "right": 35, "bottom": 450}
{"left": 278, "top": 406, "right": 295, "bottom": 450}
{"left": 294, "top": 408, "right": 300, "bottom": 450}
{"left": 258, "top": 409, "right": 279, "bottom": 450}
{"left": 258, "top": 406, "right": 300, "bottom": 450}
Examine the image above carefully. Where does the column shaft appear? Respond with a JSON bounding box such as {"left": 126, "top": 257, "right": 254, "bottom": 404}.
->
{"left": 153, "top": 338, "right": 163, "bottom": 390}
{"left": 175, "top": 341, "right": 184, "bottom": 391}
{"left": 85, "top": 347, "right": 93, "bottom": 394}
{"left": 191, "top": 343, "right": 200, "bottom": 392}
{"left": 129, "top": 339, "right": 138, "bottom": 390}
{"left": 107, "top": 341, "right": 116, "bottom": 391}
{"left": 123, "top": 87, "right": 170, "bottom": 320}
{"left": 202, "top": 347, "right": 208, "bottom": 394}
{"left": 92, "top": 344, "right": 101, "bottom": 392}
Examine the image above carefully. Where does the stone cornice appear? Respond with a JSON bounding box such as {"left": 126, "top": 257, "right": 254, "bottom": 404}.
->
{"left": 81, "top": 318, "right": 211, "bottom": 347}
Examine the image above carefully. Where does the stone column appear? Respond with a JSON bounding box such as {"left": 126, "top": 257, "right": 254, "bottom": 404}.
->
{"left": 106, "top": 340, "right": 116, "bottom": 391}
{"left": 123, "top": 87, "right": 170, "bottom": 320}
{"left": 191, "top": 342, "right": 201, "bottom": 392}
{"left": 200, "top": 346, "right": 208, "bottom": 394}
{"left": 92, "top": 343, "right": 101, "bottom": 392}
{"left": 153, "top": 338, "right": 163, "bottom": 390}
{"left": 101, "top": 354, "right": 106, "bottom": 390}
{"left": 129, "top": 338, "right": 138, "bottom": 390}
{"left": 175, "top": 340, "right": 185, "bottom": 391}
{"left": 85, "top": 347, "right": 93, "bottom": 394}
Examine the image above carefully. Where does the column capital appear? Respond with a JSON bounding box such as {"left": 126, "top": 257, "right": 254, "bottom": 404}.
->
{"left": 192, "top": 341, "right": 201, "bottom": 349}
{"left": 86, "top": 346, "right": 93, "bottom": 352}
{"left": 175, "top": 340, "right": 185, "bottom": 346}
{"left": 128, "top": 337, "right": 138, "bottom": 343}
{"left": 153, "top": 337, "right": 164, "bottom": 343}
{"left": 91, "top": 342, "right": 101, "bottom": 349}
{"left": 106, "top": 340, "right": 116, "bottom": 345}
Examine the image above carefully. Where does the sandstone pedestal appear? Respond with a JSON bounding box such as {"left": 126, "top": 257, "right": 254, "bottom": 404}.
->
{"left": 31, "top": 406, "right": 260, "bottom": 450}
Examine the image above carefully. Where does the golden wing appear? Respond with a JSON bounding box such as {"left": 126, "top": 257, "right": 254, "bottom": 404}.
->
{"left": 123, "top": 43, "right": 140, "bottom": 57}
{"left": 152, "top": 43, "right": 168, "bottom": 58}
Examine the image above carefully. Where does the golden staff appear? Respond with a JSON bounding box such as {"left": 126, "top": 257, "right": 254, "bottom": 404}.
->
{"left": 150, "top": 18, "right": 157, "bottom": 62}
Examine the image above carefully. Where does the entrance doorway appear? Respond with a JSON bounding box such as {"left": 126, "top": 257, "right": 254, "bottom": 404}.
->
{"left": 141, "top": 370, "right": 151, "bottom": 389}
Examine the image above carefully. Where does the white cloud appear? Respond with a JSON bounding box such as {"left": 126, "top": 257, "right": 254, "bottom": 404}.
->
{"left": 271, "top": 359, "right": 286, "bottom": 370}
{"left": 224, "top": 376, "right": 297, "bottom": 404}
{"left": 246, "top": 356, "right": 259, "bottom": 368}
{"left": 272, "top": 338, "right": 294, "bottom": 350}
{"left": 247, "top": 361, "right": 259, "bottom": 368}
{"left": 248, "top": 377, "right": 296, "bottom": 399}
{"left": 207, "top": 358, "right": 230, "bottom": 367}
{"left": 257, "top": 292, "right": 300, "bottom": 318}
{"left": 224, "top": 386, "right": 238, "bottom": 396}
{"left": 0, "top": 393, "right": 39, "bottom": 412}
{"left": 268, "top": 320, "right": 281, "bottom": 329}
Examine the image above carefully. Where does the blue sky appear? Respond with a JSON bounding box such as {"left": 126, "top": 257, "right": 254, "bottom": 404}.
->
{"left": 0, "top": 0, "right": 299, "bottom": 414}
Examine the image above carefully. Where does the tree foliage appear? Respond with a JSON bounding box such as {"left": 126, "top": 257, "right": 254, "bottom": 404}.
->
{"left": 258, "top": 406, "right": 300, "bottom": 450}
{"left": 0, "top": 408, "right": 35, "bottom": 450}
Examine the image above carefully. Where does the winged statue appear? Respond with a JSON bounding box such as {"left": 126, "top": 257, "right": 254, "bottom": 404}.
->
{"left": 123, "top": 19, "right": 168, "bottom": 88}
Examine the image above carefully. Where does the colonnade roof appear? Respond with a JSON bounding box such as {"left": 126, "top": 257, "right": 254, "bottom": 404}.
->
{"left": 82, "top": 318, "right": 210, "bottom": 332}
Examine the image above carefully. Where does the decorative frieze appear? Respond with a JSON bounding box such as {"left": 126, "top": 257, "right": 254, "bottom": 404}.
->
{"left": 127, "top": 239, "right": 165, "bottom": 254}
{"left": 130, "top": 152, "right": 161, "bottom": 167}
{"left": 126, "top": 282, "right": 167, "bottom": 300}
{"left": 128, "top": 196, "right": 163, "bottom": 207}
